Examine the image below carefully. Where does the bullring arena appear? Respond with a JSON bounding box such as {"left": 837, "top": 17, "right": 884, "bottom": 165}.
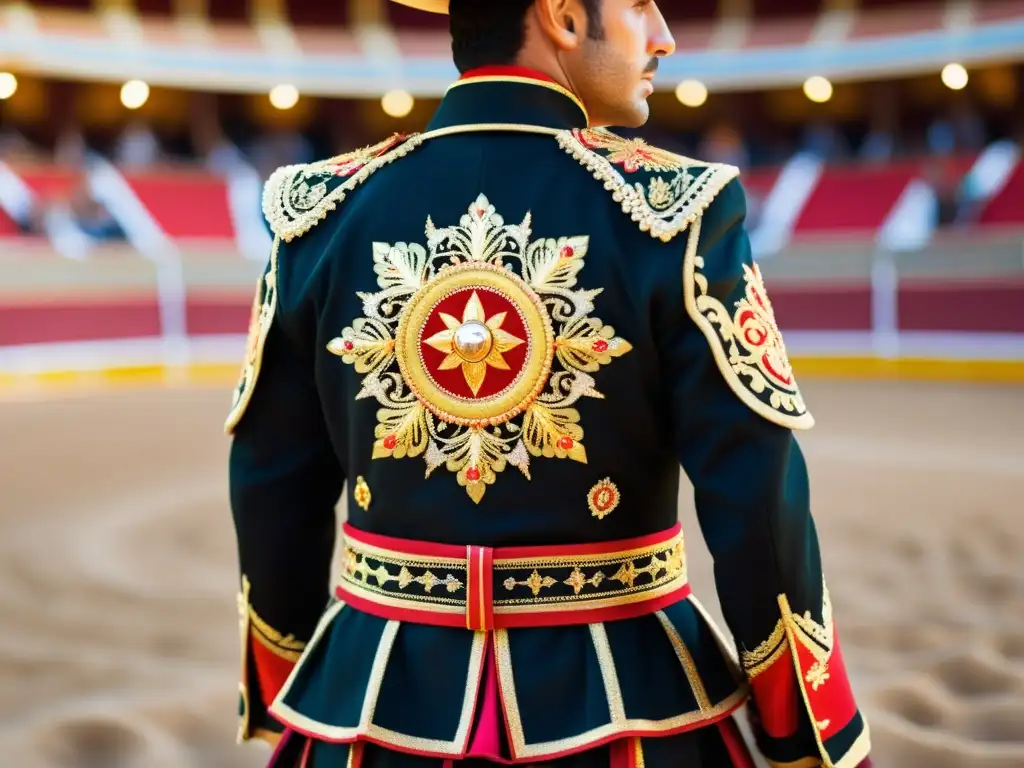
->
{"left": 1, "top": 366, "right": 1022, "bottom": 767}
{"left": 2, "top": 0, "right": 1024, "bottom": 764}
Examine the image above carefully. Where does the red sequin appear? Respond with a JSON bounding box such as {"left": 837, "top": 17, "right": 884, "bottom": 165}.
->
{"left": 592, "top": 339, "right": 609, "bottom": 353}
{"left": 382, "top": 434, "right": 397, "bottom": 450}
{"left": 343, "top": 341, "right": 354, "bottom": 351}
{"left": 557, "top": 436, "right": 574, "bottom": 451}
{"left": 466, "top": 467, "right": 481, "bottom": 482}
{"left": 560, "top": 246, "right": 574, "bottom": 259}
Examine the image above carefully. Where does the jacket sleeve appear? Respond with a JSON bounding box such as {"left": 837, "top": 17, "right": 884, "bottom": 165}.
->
{"left": 663, "top": 178, "right": 870, "bottom": 768}
{"left": 226, "top": 237, "right": 345, "bottom": 746}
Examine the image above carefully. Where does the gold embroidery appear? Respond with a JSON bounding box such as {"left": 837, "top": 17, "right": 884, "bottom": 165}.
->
{"left": 225, "top": 240, "right": 280, "bottom": 434}
{"left": 588, "top": 478, "right": 620, "bottom": 519}
{"left": 683, "top": 219, "right": 814, "bottom": 431}
{"left": 329, "top": 195, "right": 631, "bottom": 503}
{"left": 576, "top": 128, "right": 692, "bottom": 173}
{"left": 655, "top": 610, "right": 713, "bottom": 713}
{"left": 557, "top": 128, "right": 739, "bottom": 243}
{"left": 493, "top": 628, "right": 749, "bottom": 760}
{"left": 343, "top": 547, "right": 465, "bottom": 594}
{"left": 806, "top": 660, "right": 831, "bottom": 691}
{"left": 741, "top": 619, "right": 787, "bottom": 680}
{"left": 777, "top": 582, "right": 861, "bottom": 768}
{"left": 498, "top": 541, "right": 684, "bottom": 600}
{"left": 263, "top": 134, "right": 416, "bottom": 242}
{"left": 563, "top": 566, "right": 606, "bottom": 594}
{"left": 249, "top": 604, "right": 306, "bottom": 663}
{"left": 502, "top": 569, "right": 557, "bottom": 596}
{"left": 353, "top": 476, "right": 372, "bottom": 511}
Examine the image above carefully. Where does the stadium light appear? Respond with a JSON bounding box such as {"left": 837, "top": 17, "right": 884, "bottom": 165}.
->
{"left": 270, "top": 84, "right": 300, "bottom": 110}
{"left": 120, "top": 80, "right": 150, "bottom": 110}
{"left": 803, "top": 76, "right": 833, "bottom": 104}
{"left": 0, "top": 72, "right": 17, "bottom": 100}
{"left": 675, "top": 79, "right": 708, "bottom": 108}
{"left": 942, "top": 63, "right": 969, "bottom": 91}
{"left": 382, "top": 90, "right": 415, "bottom": 118}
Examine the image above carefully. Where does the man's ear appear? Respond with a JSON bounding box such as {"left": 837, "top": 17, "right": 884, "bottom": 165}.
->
{"left": 532, "top": 0, "right": 585, "bottom": 52}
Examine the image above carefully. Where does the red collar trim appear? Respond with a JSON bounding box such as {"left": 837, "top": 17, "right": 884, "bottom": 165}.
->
{"left": 459, "top": 66, "right": 558, "bottom": 85}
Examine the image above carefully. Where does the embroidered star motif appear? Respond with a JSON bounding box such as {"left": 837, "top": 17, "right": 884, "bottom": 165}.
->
{"left": 422, "top": 290, "right": 525, "bottom": 396}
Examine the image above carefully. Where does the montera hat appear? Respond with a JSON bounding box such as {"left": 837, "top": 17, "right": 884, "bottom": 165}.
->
{"left": 390, "top": 0, "right": 449, "bottom": 13}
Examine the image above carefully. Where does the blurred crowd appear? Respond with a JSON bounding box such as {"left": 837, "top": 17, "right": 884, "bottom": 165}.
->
{"left": 0, "top": 93, "right": 1020, "bottom": 246}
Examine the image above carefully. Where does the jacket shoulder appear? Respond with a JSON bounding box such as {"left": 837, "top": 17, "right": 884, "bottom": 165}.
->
{"left": 555, "top": 127, "right": 739, "bottom": 243}
{"left": 263, "top": 133, "right": 421, "bottom": 243}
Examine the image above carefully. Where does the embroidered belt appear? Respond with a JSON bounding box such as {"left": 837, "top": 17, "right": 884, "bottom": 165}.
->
{"left": 335, "top": 522, "right": 690, "bottom": 631}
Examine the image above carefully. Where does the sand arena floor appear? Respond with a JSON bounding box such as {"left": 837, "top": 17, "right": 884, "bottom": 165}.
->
{"left": 0, "top": 379, "right": 1021, "bottom": 768}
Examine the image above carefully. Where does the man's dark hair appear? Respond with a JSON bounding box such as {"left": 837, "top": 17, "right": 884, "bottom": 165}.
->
{"left": 450, "top": 0, "right": 604, "bottom": 74}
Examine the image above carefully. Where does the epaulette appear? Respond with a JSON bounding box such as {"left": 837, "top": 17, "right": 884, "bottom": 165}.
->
{"left": 556, "top": 127, "right": 739, "bottom": 243}
{"left": 262, "top": 132, "right": 423, "bottom": 243}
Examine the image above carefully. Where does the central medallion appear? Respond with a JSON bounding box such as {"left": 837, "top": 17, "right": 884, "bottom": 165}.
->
{"left": 328, "top": 194, "right": 633, "bottom": 503}
{"left": 396, "top": 261, "right": 554, "bottom": 427}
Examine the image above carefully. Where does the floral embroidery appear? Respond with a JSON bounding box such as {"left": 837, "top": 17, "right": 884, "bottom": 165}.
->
{"left": 556, "top": 128, "right": 739, "bottom": 243}
{"left": 263, "top": 133, "right": 422, "bottom": 242}
{"left": 684, "top": 219, "right": 813, "bottom": 430}
{"left": 588, "top": 478, "right": 620, "bottom": 519}
{"left": 353, "top": 476, "right": 372, "bottom": 511}
{"left": 806, "top": 660, "right": 831, "bottom": 691}
{"left": 576, "top": 128, "right": 690, "bottom": 173}
{"left": 328, "top": 195, "right": 632, "bottom": 504}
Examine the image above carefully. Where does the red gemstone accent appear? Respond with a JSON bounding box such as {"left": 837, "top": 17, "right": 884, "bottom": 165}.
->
{"left": 466, "top": 467, "right": 481, "bottom": 482}
{"left": 557, "top": 436, "right": 574, "bottom": 451}
{"left": 592, "top": 339, "right": 609, "bottom": 353}
{"left": 343, "top": 340, "right": 354, "bottom": 351}
{"left": 560, "top": 246, "right": 574, "bottom": 259}
{"left": 382, "top": 434, "right": 397, "bottom": 450}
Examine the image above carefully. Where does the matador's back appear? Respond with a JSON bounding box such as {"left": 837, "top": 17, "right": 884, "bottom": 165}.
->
{"left": 227, "top": 72, "right": 870, "bottom": 768}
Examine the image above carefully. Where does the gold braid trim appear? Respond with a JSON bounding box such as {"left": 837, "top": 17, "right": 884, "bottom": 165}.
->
{"left": 740, "top": 618, "right": 788, "bottom": 680}
{"left": 249, "top": 605, "right": 306, "bottom": 662}
{"left": 554, "top": 128, "right": 739, "bottom": 243}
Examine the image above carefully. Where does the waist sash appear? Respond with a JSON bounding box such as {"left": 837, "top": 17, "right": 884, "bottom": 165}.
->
{"left": 335, "top": 522, "right": 690, "bottom": 631}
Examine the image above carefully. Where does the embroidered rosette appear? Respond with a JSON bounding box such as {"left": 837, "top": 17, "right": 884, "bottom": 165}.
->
{"left": 328, "top": 195, "right": 632, "bottom": 503}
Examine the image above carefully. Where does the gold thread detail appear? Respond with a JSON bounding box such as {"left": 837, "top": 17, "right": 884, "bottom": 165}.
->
{"left": 741, "top": 618, "right": 787, "bottom": 680}
{"left": 683, "top": 219, "right": 814, "bottom": 431}
{"left": 588, "top": 477, "right": 620, "bottom": 519}
{"left": 329, "top": 195, "right": 631, "bottom": 504}
{"left": 555, "top": 128, "right": 739, "bottom": 243}
{"left": 353, "top": 476, "right": 372, "bottom": 511}
{"left": 224, "top": 238, "right": 280, "bottom": 434}
{"left": 655, "top": 610, "right": 713, "bottom": 713}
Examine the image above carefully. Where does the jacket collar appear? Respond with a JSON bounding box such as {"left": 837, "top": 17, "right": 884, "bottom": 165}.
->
{"left": 426, "top": 66, "right": 590, "bottom": 132}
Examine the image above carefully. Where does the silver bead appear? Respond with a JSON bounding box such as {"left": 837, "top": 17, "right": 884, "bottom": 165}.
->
{"left": 453, "top": 320, "right": 493, "bottom": 363}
